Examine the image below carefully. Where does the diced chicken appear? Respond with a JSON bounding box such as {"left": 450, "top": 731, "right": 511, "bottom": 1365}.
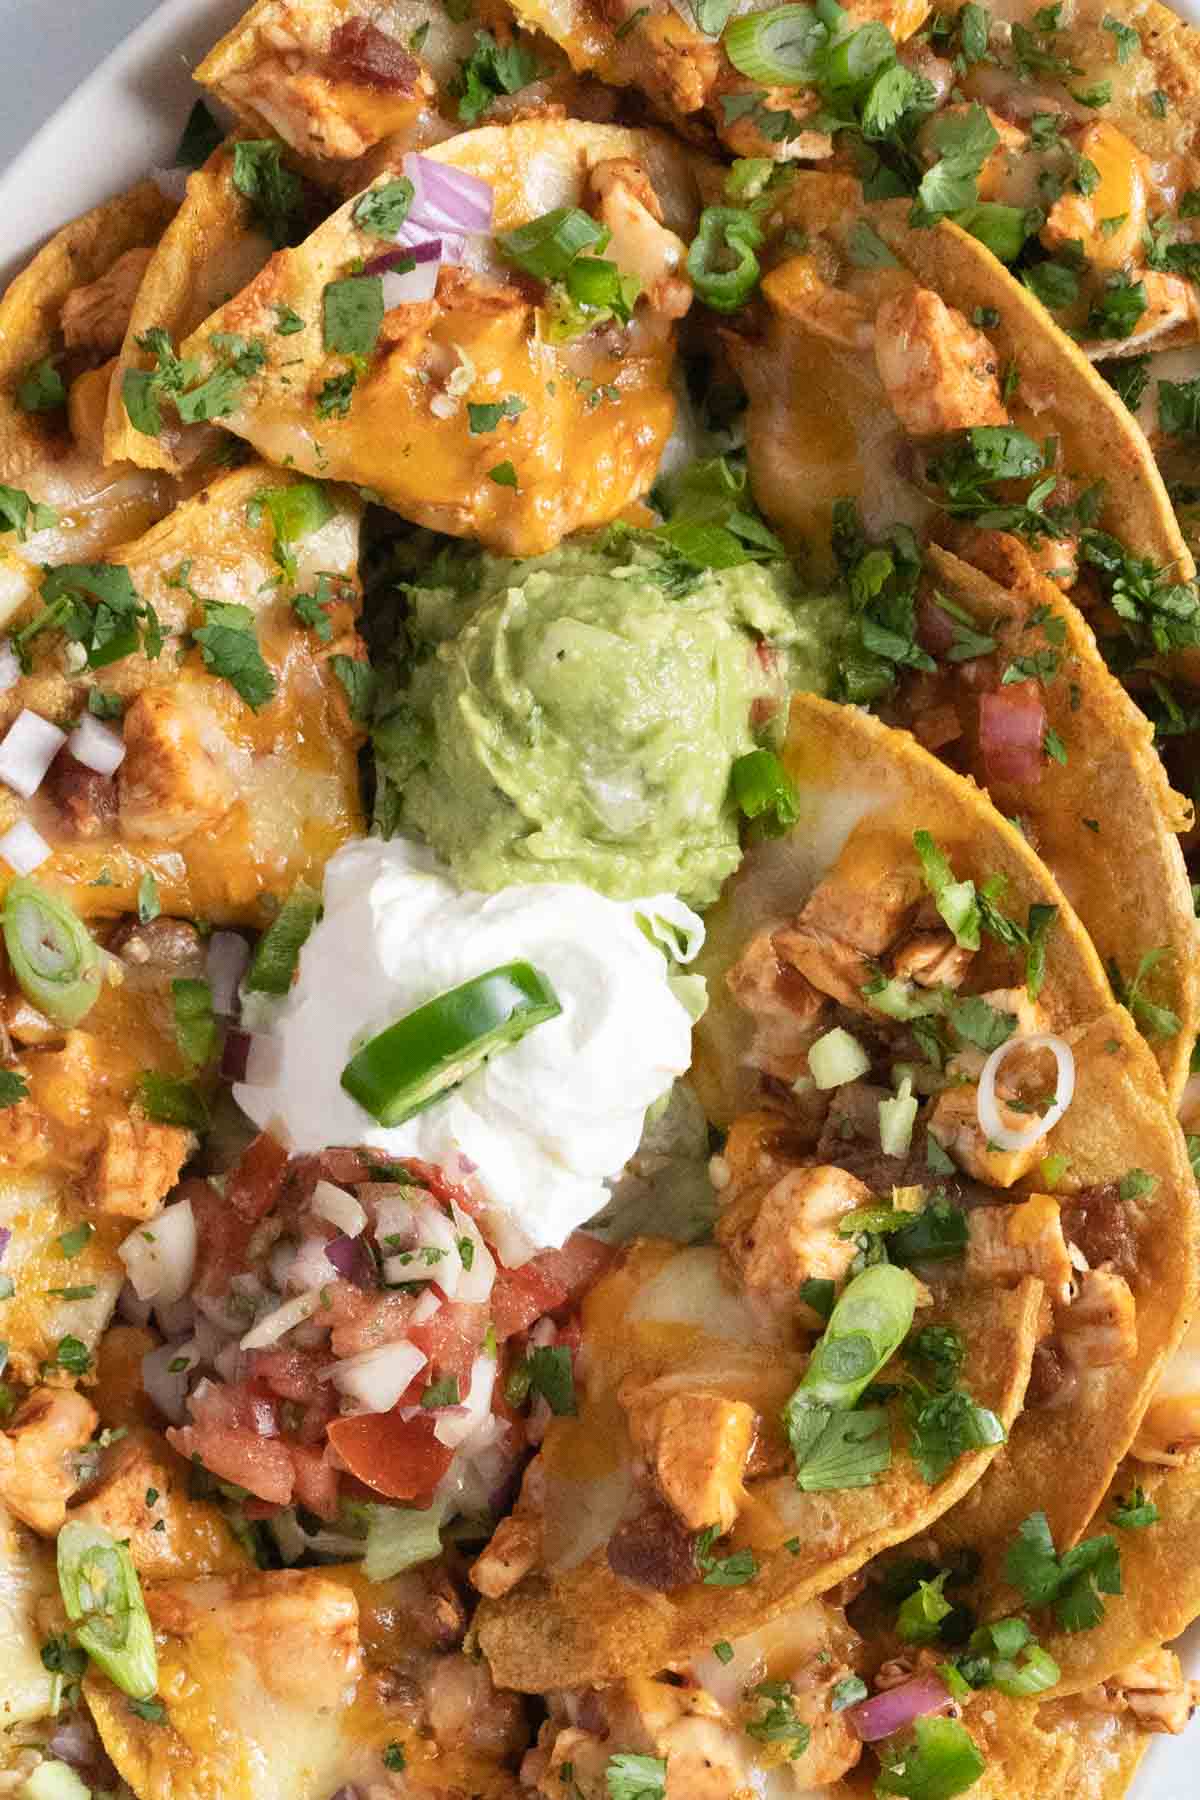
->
{"left": 425, "top": 1652, "right": 528, "bottom": 1758}
{"left": 68, "top": 1426, "right": 246, "bottom": 1579}
{"left": 530, "top": 1724, "right": 610, "bottom": 1798}
{"left": 60, "top": 248, "right": 155, "bottom": 355}
{"left": 761, "top": 256, "right": 875, "bottom": 352}
{"left": 657, "top": 1709, "right": 750, "bottom": 1797}
{"left": 0, "top": 1388, "right": 98, "bottom": 1536}
{"left": 718, "top": 1163, "right": 870, "bottom": 1323}
{"left": 221, "top": 24, "right": 434, "bottom": 162}
{"left": 874, "top": 287, "right": 1009, "bottom": 437}
{"left": 85, "top": 1113, "right": 193, "bottom": 1218}
{"left": 1059, "top": 1267, "right": 1137, "bottom": 1369}
{"left": 470, "top": 1513, "right": 541, "bottom": 1599}
{"left": 771, "top": 1655, "right": 864, "bottom": 1788}
{"left": 620, "top": 1380, "right": 754, "bottom": 1533}
{"left": 1132, "top": 1314, "right": 1200, "bottom": 1463}
{"left": 773, "top": 923, "right": 877, "bottom": 1011}
{"left": 585, "top": 158, "right": 692, "bottom": 319}
{"left": 726, "top": 924, "right": 829, "bottom": 1082}
{"left": 925, "top": 1082, "right": 1043, "bottom": 1188}
{"left": 1040, "top": 121, "right": 1148, "bottom": 272}
{"left": 798, "top": 829, "right": 926, "bottom": 957}
{"left": 966, "top": 1194, "right": 1073, "bottom": 1305}
{"left": 1080, "top": 1648, "right": 1200, "bottom": 1735}
{"left": 891, "top": 928, "right": 972, "bottom": 990}
{"left": 716, "top": 1111, "right": 814, "bottom": 1205}
{"left": 118, "top": 691, "right": 238, "bottom": 844}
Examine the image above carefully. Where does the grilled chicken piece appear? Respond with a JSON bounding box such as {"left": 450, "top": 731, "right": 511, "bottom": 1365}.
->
{"left": 60, "top": 248, "right": 154, "bottom": 355}
{"left": 84, "top": 1113, "right": 193, "bottom": 1218}
{"left": 718, "top": 1163, "right": 869, "bottom": 1325}
{"left": 585, "top": 158, "right": 692, "bottom": 319}
{"left": 726, "top": 925, "right": 830, "bottom": 1082}
{"left": 874, "top": 287, "right": 1008, "bottom": 437}
{"left": 117, "top": 690, "right": 238, "bottom": 844}
{"left": 892, "top": 928, "right": 972, "bottom": 989}
{"left": 620, "top": 1380, "right": 754, "bottom": 1533}
{"left": 471, "top": 1513, "right": 542, "bottom": 1599}
{"left": 798, "top": 828, "right": 926, "bottom": 956}
{"left": 966, "top": 1195, "right": 1073, "bottom": 1306}
{"left": 1080, "top": 1648, "right": 1200, "bottom": 1735}
{"left": 0, "top": 1388, "right": 97, "bottom": 1536}
{"left": 68, "top": 1426, "right": 246, "bottom": 1579}
{"left": 1060, "top": 1267, "right": 1138, "bottom": 1369}
{"left": 926, "top": 1082, "right": 1043, "bottom": 1188}
{"left": 426, "top": 1652, "right": 528, "bottom": 1758}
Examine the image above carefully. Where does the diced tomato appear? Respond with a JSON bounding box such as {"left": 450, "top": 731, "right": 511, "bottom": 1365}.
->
{"left": 167, "top": 1421, "right": 294, "bottom": 1505}
{"left": 243, "top": 1499, "right": 284, "bottom": 1520}
{"left": 490, "top": 1235, "right": 613, "bottom": 1341}
{"left": 249, "top": 1346, "right": 330, "bottom": 1405}
{"left": 409, "top": 1300, "right": 487, "bottom": 1382}
{"left": 227, "top": 1132, "right": 290, "bottom": 1222}
{"left": 327, "top": 1409, "right": 454, "bottom": 1502}
{"left": 398, "top": 1157, "right": 478, "bottom": 1214}
{"left": 290, "top": 1443, "right": 340, "bottom": 1520}
{"left": 183, "top": 1180, "right": 256, "bottom": 1298}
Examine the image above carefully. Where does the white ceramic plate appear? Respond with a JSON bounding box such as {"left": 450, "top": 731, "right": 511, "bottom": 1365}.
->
{"left": 0, "top": 1, "right": 1195, "bottom": 1791}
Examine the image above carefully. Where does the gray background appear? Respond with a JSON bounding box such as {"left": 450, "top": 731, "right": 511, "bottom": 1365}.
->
{"left": 0, "top": 0, "right": 161, "bottom": 174}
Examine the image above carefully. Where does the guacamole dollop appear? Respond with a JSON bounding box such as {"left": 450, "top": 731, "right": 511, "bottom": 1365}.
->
{"left": 375, "top": 532, "right": 846, "bottom": 905}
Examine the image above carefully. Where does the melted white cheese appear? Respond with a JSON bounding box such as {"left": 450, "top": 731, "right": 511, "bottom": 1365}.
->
{"left": 237, "top": 838, "right": 703, "bottom": 1263}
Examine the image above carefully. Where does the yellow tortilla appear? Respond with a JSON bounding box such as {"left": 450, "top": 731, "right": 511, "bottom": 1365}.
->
{"left": 475, "top": 1243, "right": 1042, "bottom": 1691}
{"left": 180, "top": 119, "right": 705, "bottom": 556}
{"left": 0, "top": 464, "right": 365, "bottom": 926}
{"left": 914, "top": 542, "right": 1199, "bottom": 1103}
{"left": 693, "top": 695, "right": 1199, "bottom": 1554}
{"left": 104, "top": 141, "right": 276, "bottom": 474}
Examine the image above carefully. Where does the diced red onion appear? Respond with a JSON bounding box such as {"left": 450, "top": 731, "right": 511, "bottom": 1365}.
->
{"left": 382, "top": 260, "right": 440, "bottom": 307}
{"left": 240, "top": 1289, "right": 322, "bottom": 1351}
{"left": 329, "top": 1787, "right": 362, "bottom": 1800}
{"left": 847, "top": 1674, "right": 955, "bottom": 1742}
{"left": 365, "top": 241, "right": 443, "bottom": 274}
{"left": 223, "top": 1028, "right": 282, "bottom": 1085}
{"left": 324, "top": 1232, "right": 376, "bottom": 1289}
{"left": 118, "top": 1197, "right": 197, "bottom": 1305}
{"left": 0, "top": 708, "right": 67, "bottom": 797}
{"left": 0, "top": 819, "right": 51, "bottom": 874}
{"left": 916, "top": 594, "right": 957, "bottom": 657}
{"left": 208, "top": 931, "right": 250, "bottom": 1016}
{"left": 312, "top": 1179, "right": 367, "bottom": 1238}
{"left": 0, "top": 1227, "right": 10, "bottom": 1264}
{"left": 0, "top": 642, "right": 19, "bottom": 692}
{"left": 66, "top": 713, "right": 126, "bottom": 776}
{"left": 410, "top": 1287, "right": 442, "bottom": 1326}
{"left": 433, "top": 1352, "right": 495, "bottom": 1449}
{"left": 154, "top": 1295, "right": 197, "bottom": 1339}
{"left": 977, "top": 1032, "right": 1075, "bottom": 1152}
{"left": 979, "top": 681, "right": 1047, "bottom": 786}
{"left": 403, "top": 152, "right": 495, "bottom": 237}
{"left": 329, "top": 1339, "right": 427, "bottom": 1412}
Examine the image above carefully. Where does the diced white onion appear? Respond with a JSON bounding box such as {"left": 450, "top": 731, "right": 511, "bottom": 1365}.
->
{"left": 312, "top": 1180, "right": 367, "bottom": 1238}
{"left": 153, "top": 1296, "right": 196, "bottom": 1339}
{"left": 450, "top": 1202, "right": 495, "bottom": 1304}
{"left": 152, "top": 164, "right": 191, "bottom": 203}
{"left": 0, "top": 818, "right": 52, "bottom": 874}
{"left": 433, "top": 1352, "right": 495, "bottom": 1449}
{"left": 330, "top": 1339, "right": 427, "bottom": 1413}
{"left": 118, "top": 1198, "right": 196, "bottom": 1306}
{"left": 0, "top": 708, "right": 66, "bottom": 797}
{"left": 977, "top": 1032, "right": 1075, "bottom": 1152}
{"left": 409, "top": 1287, "right": 442, "bottom": 1325}
{"left": 0, "top": 642, "right": 19, "bottom": 692}
{"left": 381, "top": 260, "right": 440, "bottom": 308}
{"left": 141, "top": 1340, "right": 196, "bottom": 1423}
{"left": 66, "top": 714, "right": 125, "bottom": 776}
{"left": 117, "top": 1281, "right": 153, "bottom": 1328}
{"left": 240, "top": 1288, "right": 322, "bottom": 1350}
{"left": 207, "top": 931, "right": 250, "bottom": 1016}
{"left": 243, "top": 1033, "right": 284, "bottom": 1086}
{"left": 286, "top": 1233, "right": 339, "bottom": 1294}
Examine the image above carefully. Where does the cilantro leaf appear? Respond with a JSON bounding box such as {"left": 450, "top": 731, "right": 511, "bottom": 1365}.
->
{"left": 695, "top": 1524, "right": 759, "bottom": 1586}
{"left": 193, "top": 605, "right": 277, "bottom": 711}
{"left": 135, "top": 1072, "right": 209, "bottom": 1131}
{"left": 906, "top": 1388, "right": 1005, "bottom": 1483}
{"left": 323, "top": 276, "right": 384, "bottom": 358}
{"left": 232, "top": 139, "right": 305, "bottom": 248}
{"left": 1110, "top": 1486, "right": 1158, "bottom": 1529}
{"left": 467, "top": 395, "right": 528, "bottom": 434}
{"left": 0, "top": 1069, "right": 29, "bottom": 1109}
{"left": 353, "top": 178, "right": 414, "bottom": 239}
{"left": 454, "top": 29, "right": 540, "bottom": 125}
{"left": 606, "top": 1754, "right": 666, "bottom": 1800}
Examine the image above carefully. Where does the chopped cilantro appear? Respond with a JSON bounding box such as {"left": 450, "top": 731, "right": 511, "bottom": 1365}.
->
{"left": 0, "top": 1069, "right": 29, "bottom": 1109}
{"left": 454, "top": 29, "right": 540, "bottom": 124}
{"left": 1108, "top": 946, "right": 1180, "bottom": 1040}
{"left": 605, "top": 1754, "right": 667, "bottom": 1800}
{"left": 695, "top": 1524, "right": 758, "bottom": 1586}
{"left": 1102, "top": 14, "right": 1140, "bottom": 61}
{"left": 1158, "top": 376, "right": 1200, "bottom": 438}
{"left": 1087, "top": 273, "right": 1147, "bottom": 341}
{"left": 353, "top": 179, "right": 415, "bottom": 239}
{"left": 16, "top": 357, "right": 66, "bottom": 413}
{"left": 135, "top": 1072, "right": 209, "bottom": 1132}
{"left": 1100, "top": 355, "right": 1151, "bottom": 414}
{"left": 467, "top": 395, "right": 528, "bottom": 434}
{"left": 232, "top": 139, "right": 305, "bottom": 247}
{"left": 1002, "top": 1511, "right": 1122, "bottom": 1630}
{"left": 0, "top": 484, "right": 57, "bottom": 541}
{"left": 488, "top": 460, "right": 519, "bottom": 488}
{"left": 744, "top": 1679, "right": 812, "bottom": 1758}
{"left": 1110, "top": 1486, "right": 1158, "bottom": 1529}
{"left": 193, "top": 604, "right": 277, "bottom": 711}
{"left": 323, "top": 276, "right": 384, "bottom": 358}
{"left": 527, "top": 1344, "right": 577, "bottom": 1415}
{"left": 331, "top": 654, "right": 376, "bottom": 723}
{"left": 317, "top": 367, "right": 360, "bottom": 419}
{"left": 897, "top": 1571, "right": 954, "bottom": 1642}
{"left": 906, "top": 1387, "right": 1005, "bottom": 1483}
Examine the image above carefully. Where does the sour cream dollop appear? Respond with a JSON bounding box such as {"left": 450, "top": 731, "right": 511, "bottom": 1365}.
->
{"left": 236, "top": 838, "right": 703, "bottom": 1263}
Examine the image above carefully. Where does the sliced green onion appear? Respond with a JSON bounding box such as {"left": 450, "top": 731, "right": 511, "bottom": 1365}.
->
{"left": 2, "top": 881, "right": 102, "bottom": 1029}
{"left": 992, "top": 1643, "right": 1060, "bottom": 1697}
{"left": 686, "top": 207, "right": 763, "bottom": 312}
{"left": 244, "top": 883, "right": 322, "bottom": 996}
{"left": 723, "top": 4, "right": 827, "bottom": 85}
{"left": 363, "top": 1501, "right": 447, "bottom": 1580}
{"left": 875, "top": 1716, "right": 985, "bottom": 1799}
{"left": 783, "top": 1264, "right": 917, "bottom": 1479}
{"left": 341, "top": 961, "right": 562, "bottom": 1127}
{"left": 808, "top": 1026, "right": 871, "bottom": 1090}
{"left": 564, "top": 255, "right": 640, "bottom": 320}
{"left": 879, "top": 1075, "right": 918, "bottom": 1156}
{"left": 731, "top": 748, "right": 799, "bottom": 836}
{"left": 56, "top": 1521, "right": 157, "bottom": 1700}
{"left": 497, "top": 207, "right": 608, "bottom": 280}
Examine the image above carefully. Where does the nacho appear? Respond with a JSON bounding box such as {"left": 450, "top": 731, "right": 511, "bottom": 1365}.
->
{"left": 724, "top": 171, "right": 1191, "bottom": 594}
{"left": 475, "top": 1242, "right": 1040, "bottom": 1690}
{"left": 692, "top": 694, "right": 1197, "bottom": 1558}
{"left": 0, "top": 464, "right": 365, "bottom": 925}
{"left": 178, "top": 120, "right": 705, "bottom": 556}
{"left": 104, "top": 142, "right": 277, "bottom": 475}
{"left": 879, "top": 541, "right": 1199, "bottom": 1101}
{"left": 0, "top": 183, "right": 182, "bottom": 564}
